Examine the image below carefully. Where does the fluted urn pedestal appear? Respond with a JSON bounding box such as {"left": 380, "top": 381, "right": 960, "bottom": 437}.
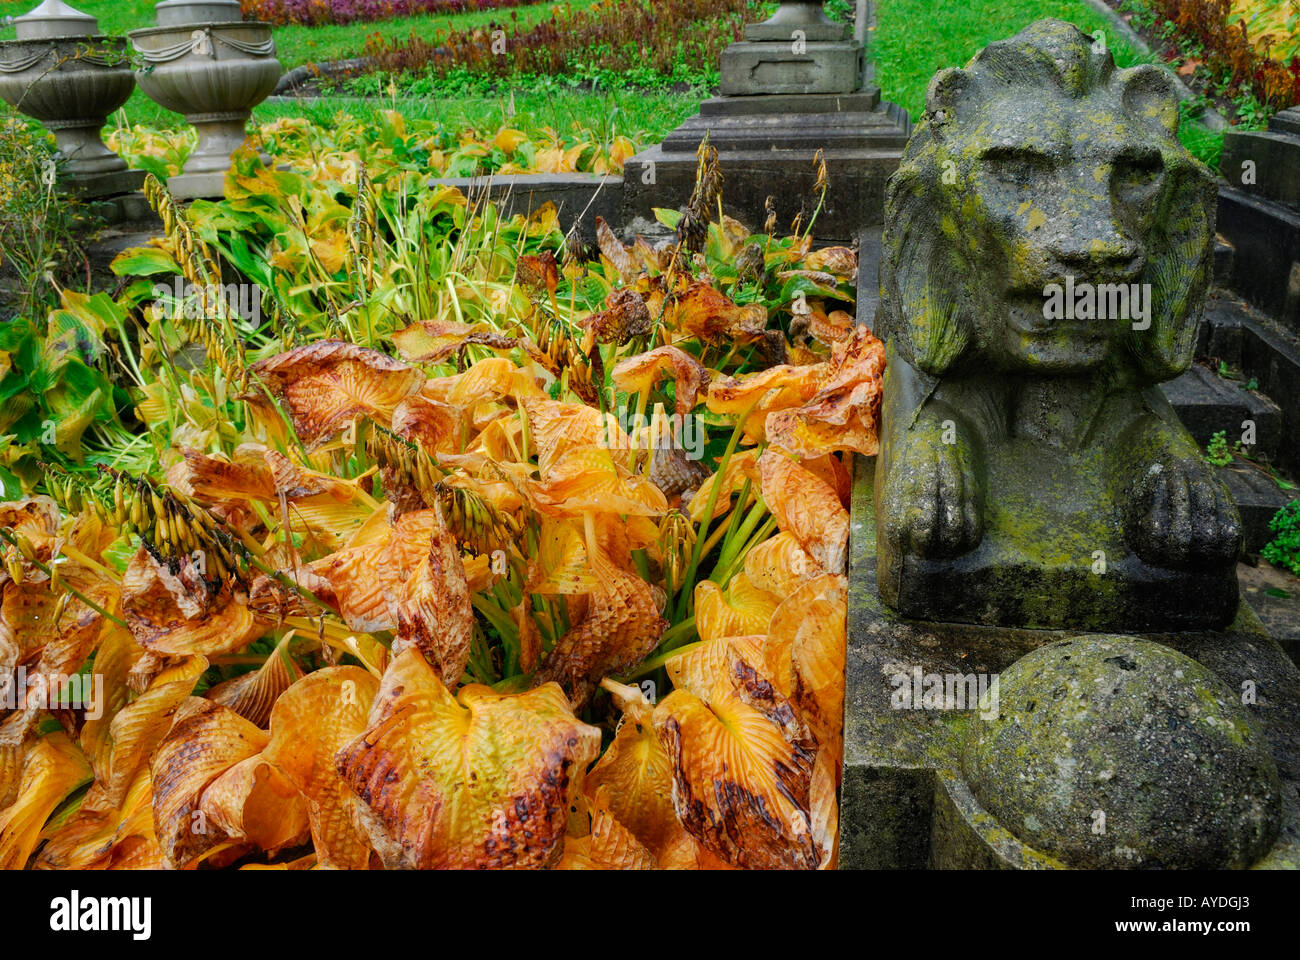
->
{"left": 0, "top": 0, "right": 145, "bottom": 198}
{"left": 129, "top": 0, "right": 280, "bottom": 200}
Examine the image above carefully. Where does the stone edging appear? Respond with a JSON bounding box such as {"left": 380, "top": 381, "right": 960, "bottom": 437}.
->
{"left": 1080, "top": 0, "right": 1228, "bottom": 130}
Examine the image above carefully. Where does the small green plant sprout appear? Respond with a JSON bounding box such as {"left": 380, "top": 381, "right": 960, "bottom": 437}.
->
{"left": 1261, "top": 501, "right": 1300, "bottom": 577}
{"left": 1205, "top": 430, "right": 1233, "bottom": 466}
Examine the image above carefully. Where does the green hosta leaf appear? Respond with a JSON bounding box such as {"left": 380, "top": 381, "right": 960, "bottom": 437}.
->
{"left": 653, "top": 207, "right": 682, "bottom": 230}
{"left": 110, "top": 245, "right": 181, "bottom": 278}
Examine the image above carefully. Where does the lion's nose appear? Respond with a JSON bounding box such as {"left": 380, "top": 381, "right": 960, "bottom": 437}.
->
{"left": 1046, "top": 231, "right": 1145, "bottom": 279}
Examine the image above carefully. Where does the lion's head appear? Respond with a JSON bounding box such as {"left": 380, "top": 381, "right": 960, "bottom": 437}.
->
{"left": 878, "top": 19, "right": 1215, "bottom": 380}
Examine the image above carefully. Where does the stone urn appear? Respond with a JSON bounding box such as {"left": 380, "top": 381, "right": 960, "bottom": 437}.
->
{"left": 129, "top": 0, "right": 280, "bottom": 199}
{"left": 0, "top": 0, "right": 142, "bottom": 195}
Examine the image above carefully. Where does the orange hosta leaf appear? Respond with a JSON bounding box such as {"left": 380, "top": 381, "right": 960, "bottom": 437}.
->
{"left": 200, "top": 753, "right": 311, "bottom": 857}
{"left": 35, "top": 767, "right": 158, "bottom": 869}
{"left": 765, "top": 326, "right": 886, "bottom": 458}
{"left": 809, "top": 308, "right": 855, "bottom": 345}
{"left": 516, "top": 251, "right": 559, "bottom": 297}
{"left": 706, "top": 364, "right": 825, "bottom": 443}
{"left": 653, "top": 655, "right": 821, "bottom": 870}
{"left": 394, "top": 523, "right": 473, "bottom": 687}
{"left": 799, "top": 452, "right": 852, "bottom": 507}
{"left": 528, "top": 518, "right": 596, "bottom": 595}
{"left": 532, "top": 447, "right": 668, "bottom": 518}
{"left": 249, "top": 341, "right": 424, "bottom": 444}
{"left": 264, "top": 667, "right": 378, "bottom": 870}
{"left": 803, "top": 245, "right": 858, "bottom": 279}
{"left": 758, "top": 448, "right": 849, "bottom": 574}
{"left": 669, "top": 282, "right": 758, "bottom": 343}
{"left": 390, "top": 319, "right": 491, "bottom": 363}
{"left": 78, "top": 625, "right": 144, "bottom": 784}
{"left": 521, "top": 397, "right": 630, "bottom": 477}
{"left": 766, "top": 573, "right": 846, "bottom": 701}
{"left": 744, "top": 531, "right": 823, "bottom": 597}
{"left": 693, "top": 575, "right": 779, "bottom": 645}
{"left": 789, "top": 576, "right": 847, "bottom": 751}
{"left": 151, "top": 698, "right": 268, "bottom": 868}
{"left": 583, "top": 688, "right": 679, "bottom": 858}
{"left": 122, "top": 548, "right": 264, "bottom": 656}
{"left": 166, "top": 448, "right": 274, "bottom": 501}
{"left": 392, "top": 395, "right": 461, "bottom": 453}
{"left": 206, "top": 635, "right": 302, "bottom": 728}
{"left": 337, "top": 648, "right": 601, "bottom": 869}
{"left": 664, "top": 634, "right": 767, "bottom": 700}
{"left": 0, "top": 732, "right": 91, "bottom": 869}
{"left": 610, "top": 346, "right": 709, "bottom": 417}
{"left": 103, "top": 655, "right": 208, "bottom": 807}
{"left": 1, "top": 579, "right": 58, "bottom": 666}
{"left": 557, "top": 790, "right": 656, "bottom": 870}
{"left": 685, "top": 449, "right": 760, "bottom": 524}
{"left": 537, "top": 542, "right": 666, "bottom": 705}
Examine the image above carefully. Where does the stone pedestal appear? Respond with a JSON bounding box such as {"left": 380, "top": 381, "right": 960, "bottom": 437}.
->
{"left": 620, "top": 1, "right": 908, "bottom": 244}
{"left": 842, "top": 457, "right": 1300, "bottom": 870}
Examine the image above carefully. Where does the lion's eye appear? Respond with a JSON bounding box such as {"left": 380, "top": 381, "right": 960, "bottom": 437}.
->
{"left": 981, "top": 147, "right": 1052, "bottom": 186}
{"left": 1113, "top": 152, "right": 1164, "bottom": 199}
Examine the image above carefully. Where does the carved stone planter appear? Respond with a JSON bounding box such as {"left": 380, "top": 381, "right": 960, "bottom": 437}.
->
{"left": 0, "top": 0, "right": 143, "bottom": 197}
{"left": 129, "top": 0, "right": 280, "bottom": 199}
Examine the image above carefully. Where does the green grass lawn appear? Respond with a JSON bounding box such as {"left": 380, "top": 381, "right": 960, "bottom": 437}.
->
{"left": 870, "top": 0, "right": 1223, "bottom": 166}
{"left": 250, "top": 86, "right": 702, "bottom": 143}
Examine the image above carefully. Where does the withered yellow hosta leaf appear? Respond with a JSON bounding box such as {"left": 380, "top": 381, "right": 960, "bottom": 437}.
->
{"left": 394, "top": 523, "right": 473, "bottom": 687}
{"left": 583, "top": 692, "right": 679, "bottom": 859}
{"left": 693, "top": 574, "right": 779, "bottom": 645}
{"left": 122, "top": 548, "right": 264, "bottom": 656}
{"left": 528, "top": 518, "right": 596, "bottom": 595}
{"left": 391, "top": 319, "right": 491, "bottom": 363}
{"left": 78, "top": 625, "right": 142, "bottom": 785}
{"left": 263, "top": 666, "right": 378, "bottom": 870}
{"left": 765, "top": 326, "right": 886, "bottom": 459}
{"left": 744, "top": 531, "right": 822, "bottom": 597}
{"left": 521, "top": 397, "right": 630, "bottom": 478}
{"left": 166, "top": 447, "right": 275, "bottom": 501}
{"left": 610, "top": 346, "right": 709, "bottom": 417}
{"left": 531, "top": 447, "right": 668, "bottom": 518}
{"left": 36, "top": 767, "right": 160, "bottom": 870}
{"left": 758, "top": 448, "right": 849, "bottom": 574}
{"left": 809, "top": 307, "right": 855, "bottom": 345}
{"left": 151, "top": 698, "right": 269, "bottom": 868}
{"left": 207, "top": 634, "right": 302, "bottom": 728}
{"left": 765, "top": 573, "right": 845, "bottom": 701}
{"left": 653, "top": 656, "right": 822, "bottom": 870}
{"left": 337, "top": 648, "right": 600, "bottom": 869}
{"left": 537, "top": 541, "right": 666, "bottom": 706}
{"left": 249, "top": 340, "right": 424, "bottom": 444}
{"left": 706, "top": 364, "right": 825, "bottom": 443}
{"left": 392, "top": 394, "right": 462, "bottom": 453}
{"left": 803, "top": 246, "right": 858, "bottom": 278}
{"left": 0, "top": 732, "right": 91, "bottom": 869}
{"left": 686, "top": 448, "right": 760, "bottom": 524}
{"left": 103, "top": 654, "right": 208, "bottom": 807}
{"left": 789, "top": 575, "right": 848, "bottom": 752}
{"left": 556, "top": 789, "right": 656, "bottom": 870}
{"left": 200, "top": 752, "right": 311, "bottom": 857}
{"left": 664, "top": 634, "right": 767, "bottom": 701}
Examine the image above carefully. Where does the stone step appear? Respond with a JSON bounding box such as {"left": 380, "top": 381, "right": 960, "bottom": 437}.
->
{"left": 1162, "top": 361, "right": 1282, "bottom": 459}
{"left": 1198, "top": 289, "right": 1300, "bottom": 479}
{"left": 1239, "top": 560, "right": 1300, "bottom": 666}
{"left": 1216, "top": 463, "right": 1296, "bottom": 556}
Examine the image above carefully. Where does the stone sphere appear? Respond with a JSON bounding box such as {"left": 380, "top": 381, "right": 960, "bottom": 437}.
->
{"left": 961, "top": 635, "right": 1280, "bottom": 868}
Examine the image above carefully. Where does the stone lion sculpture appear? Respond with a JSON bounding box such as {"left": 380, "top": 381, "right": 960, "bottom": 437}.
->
{"left": 873, "top": 19, "right": 1242, "bottom": 630}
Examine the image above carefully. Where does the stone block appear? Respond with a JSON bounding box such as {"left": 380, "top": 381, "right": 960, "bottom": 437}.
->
{"left": 720, "top": 40, "right": 863, "bottom": 96}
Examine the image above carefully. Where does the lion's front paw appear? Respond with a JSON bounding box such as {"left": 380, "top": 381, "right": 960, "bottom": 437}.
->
{"left": 883, "top": 436, "right": 983, "bottom": 559}
{"left": 1127, "top": 459, "right": 1242, "bottom": 568}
